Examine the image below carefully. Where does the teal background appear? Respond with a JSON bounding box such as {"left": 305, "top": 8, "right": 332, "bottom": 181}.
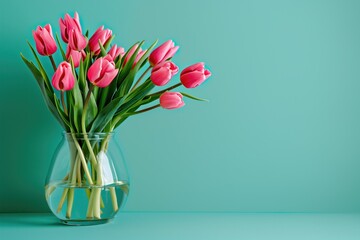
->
{"left": 1, "top": 0, "right": 360, "bottom": 213}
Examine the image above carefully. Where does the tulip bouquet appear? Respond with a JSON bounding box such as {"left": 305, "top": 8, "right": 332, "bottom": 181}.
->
{"left": 21, "top": 12, "right": 211, "bottom": 221}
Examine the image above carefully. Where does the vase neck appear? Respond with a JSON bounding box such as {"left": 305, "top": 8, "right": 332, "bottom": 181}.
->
{"left": 63, "top": 132, "right": 113, "bottom": 141}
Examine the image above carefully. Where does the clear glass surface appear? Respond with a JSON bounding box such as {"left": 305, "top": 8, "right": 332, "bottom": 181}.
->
{"left": 45, "top": 132, "right": 129, "bottom": 225}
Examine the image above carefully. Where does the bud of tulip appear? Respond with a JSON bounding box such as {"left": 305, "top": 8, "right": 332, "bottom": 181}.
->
{"left": 123, "top": 44, "right": 146, "bottom": 67}
{"left": 107, "top": 44, "right": 125, "bottom": 61}
{"left": 135, "top": 49, "right": 147, "bottom": 66}
{"left": 32, "top": 24, "right": 57, "bottom": 56}
{"left": 68, "top": 29, "right": 87, "bottom": 51}
{"left": 66, "top": 46, "right": 86, "bottom": 68}
{"left": 59, "top": 12, "right": 82, "bottom": 43}
{"left": 149, "top": 40, "right": 179, "bottom": 66}
{"left": 89, "top": 26, "right": 112, "bottom": 55}
{"left": 180, "top": 62, "right": 211, "bottom": 88}
{"left": 87, "top": 55, "right": 119, "bottom": 88}
{"left": 51, "top": 62, "right": 75, "bottom": 91}
{"left": 150, "top": 61, "right": 179, "bottom": 86}
{"left": 159, "top": 92, "right": 185, "bottom": 110}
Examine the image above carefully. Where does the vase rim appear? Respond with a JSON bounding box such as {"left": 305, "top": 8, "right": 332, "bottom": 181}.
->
{"left": 62, "top": 132, "right": 114, "bottom": 140}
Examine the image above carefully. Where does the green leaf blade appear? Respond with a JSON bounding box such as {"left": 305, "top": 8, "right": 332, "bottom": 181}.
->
{"left": 181, "top": 92, "right": 209, "bottom": 102}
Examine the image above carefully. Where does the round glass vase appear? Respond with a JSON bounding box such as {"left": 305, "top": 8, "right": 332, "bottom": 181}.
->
{"left": 45, "top": 132, "right": 129, "bottom": 226}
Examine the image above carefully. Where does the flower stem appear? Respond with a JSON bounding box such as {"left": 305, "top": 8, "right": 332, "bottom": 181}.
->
{"left": 61, "top": 91, "right": 68, "bottom": 115}
{"left": 66, "top": 154, "right": 81, "bottom": 219}
{"left": 131, "top": 104, "right": 160, "bottom": 115}
{"left": 130, "top": 66, "right": 151, "bottom": 92}
{"left": 148, "top": 82, "right": 182, "bottom": 97}
{"left": 49, "top": 55, "right": 57, "bottom": 71}
{"left": 81, "top": 84, "right": 94, "bottom": 132}
{"left": 81, "top": 85, "right": 98, "bottom": 167}
{"left": 57, "top": 188, "right": 69, "bottom": 213}
{"left": 82, "top": 84, "right": 105, "bottom": 219}
{"left": 66, "top": 188, "right": 74, "bottom": 218}
{"left": 99, "top": 136, "right": 118, "bottom": 212}
{"left": 110, "top": 187, "right": 118, "bottom": 212}
{"left": 71, "top": 133, "right": 94, "bottom": 185}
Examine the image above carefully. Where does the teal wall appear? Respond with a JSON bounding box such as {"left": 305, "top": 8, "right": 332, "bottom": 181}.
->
{"left": 1, "top": 0, "right": 360, "bottom": 212}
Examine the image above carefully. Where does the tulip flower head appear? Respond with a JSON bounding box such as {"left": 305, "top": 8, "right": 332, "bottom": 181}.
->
{"left": 68, "top": 29, "right": 87, "bottom": 51}
{"left": 149, "top": 40, "right": 179, "bottom": 66}
{"left": 89, "top": 26, "right": 112, "bottom": 55}
{"left": 180, "top": 62, "right": 211, "bottom": 88}
{"left": 51, "top": 62, "right": 75, "bottom": 91}
{"left": 159, "top": 92, "right": 185, "bottom": 110}
{"left": 87, "top": 55, "right": 119, "bottom": 88}
{"left": 32, "top": 24, "right": 57, "bottom": 56}
{"left": 123, "top": 44, "right": 146, "bottom": 67}
{"left": 107, "top": 44, "right": 125, "bottom": 61}
{"left": 66, "top": 46, "right": 86, "bottom": 68}
{"left": 59, "top": 12, "right": 82, "bottom": 43}
{"left": 150, "top": 61, "right": 179, "bottom": 86}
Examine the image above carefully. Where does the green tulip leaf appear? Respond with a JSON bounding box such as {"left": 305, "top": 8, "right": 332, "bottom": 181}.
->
{"left": 115, "top": 56, "right": 123, "bottom": 69}
{"left": 115, "top": 79, "right": 155, "bottom": 120}
{"left": 117, "top": 40, "right": 158, "bottom": 97}
{"left": 69, "top": 60, "right": 84, "bottom": 132}
{"left": 21, "top": 53, "right": 67, "bottom": 130}
{"left": 116, "top": 41, "right": 142, "bottom": 89}
{"left": 26, "top": 41, "right": 52, "bottom": 91}
{"left": 99, "top": 40, "right": 108, "bottom": 57}
{"left": 133, "top": 39, "right": 158, "bottom": 72}
{"left": 53, "top": 93, "right": 71, "bottom": 128}
{"left": 78, "top": 59, "right": 86, "bottom": 93}
{"left": 89, "top": 95, "right": 126, "bottom": 133}
{"left": 119, "top": 70, "right": 136, "bottom": 96}
{"left": 103, "top": 35, "right": 115, "bottom": 51}
{"left": 98, "top": 86, "right": 109, "bottom": 111}
{"left": 55, "top": 34, "right": 67, "bottom": 61}
{"left": 85, "top": 85, "right": 98, "bottom": 128}
{"left": 180, "top": 92, "right": 209, "bottom": 102}
{"left": 99, "top": 35, "right": 115, "bottom": 57}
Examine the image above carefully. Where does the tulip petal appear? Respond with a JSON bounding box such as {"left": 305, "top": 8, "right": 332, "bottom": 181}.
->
{"left": 89, "top": 26, "right": 112, "bottom": 55}
{"left": 149, "top": 40, "right": 176, "bottom": 66}
{"left": 151, "top": 68, "right": 172, "bottom": 86}
{"left": 88, "top": 58, "right": 103, "bottom": 82}
{"left": 51, "top": 62, "right": 75, "bottom": 91}
{"left": 95, "top": 69, "right": 118, "bottom": 88}
{"left": 40, "top": 29, "right": 57, "bottom": 55}
{"left": 163, "top": 45, "right": 179, "bottom": 61}
{"left": 69, "top": 29, "right": 87, "bottom": 50}
{"left": 159, "top": 92, "right": 185, "bottom": 109}
{"left": 180, "top": 71, "right": 206, "bottom": 88}
{"left": 44, "top": 24, "right": 53, "bottom": 37}
{"left": 33, "top": 30, "right": 45, "bottom": 55}
{"left": 181, "top": 62, "right": 205, "bottom": 75}
{"left": 204, "top": 69, "right": 212, "bottom": 78}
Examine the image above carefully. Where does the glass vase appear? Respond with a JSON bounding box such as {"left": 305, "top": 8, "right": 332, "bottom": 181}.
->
{"left": 45, "top": 132, "right": 129, "bottom": 225}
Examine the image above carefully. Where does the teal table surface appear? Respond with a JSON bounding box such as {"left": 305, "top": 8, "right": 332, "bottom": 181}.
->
{"left": 1, "top": 213, "right": 360, "bottom": 240}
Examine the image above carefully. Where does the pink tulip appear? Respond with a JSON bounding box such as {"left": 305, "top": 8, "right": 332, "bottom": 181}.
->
{"left": 59, "top": 12, "right": 82, "bottom": 43}
{"left": 107, "top": 44, "right": 125, "bottom": 61}
{"left": 87, "top": 55, "right": 119, "bottom": 88}
{"left": 123, "top": 44, "right": 146, "bottom": 67}
{"left": 32, "top": 24, "right": 57, "bottom": 56}
{"left": 52, "top": 62, "right": 75, "bottom": 91}
{"left": 135, "top": 49, "right": 147, "bottom": 66}
{"left": 150, "top": 61, "right": 179, "bottom": 86}
{"left": 89, "top": 26, "right": 112, "bottom": 55}
{"left": 68, "top": 29, "right": 87, "bottom": 51}
{"left": 149, "top": 40, "right": 179, "bottom": 66}
{"left": 159, "top": 92, "right": 185, "bottom": 110}
{"left": 66, "top": 46, "right": 86, "bottom": 68}
{"left": 180, "top": 62, "right": 211, "bottom": 88}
